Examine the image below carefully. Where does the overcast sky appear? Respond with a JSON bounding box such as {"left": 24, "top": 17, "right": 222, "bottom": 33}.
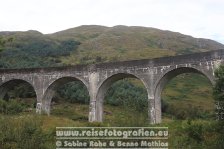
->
{"left": 0, "top": 0, "right": 224, "bottom": 43}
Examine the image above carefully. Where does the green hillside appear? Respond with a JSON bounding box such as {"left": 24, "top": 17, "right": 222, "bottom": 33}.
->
{"left": 0, "top": 25, "right": 221, "bottom": 117}
{"left": 51, "top": 25, "right": 224, "bottom": 64}
{"left": 0, "top": 25, "right": 221, "bottom": 114}
{"left": 0, "top": 25, "right": 223, "bottom": 148}
{"left": 0, "top": 25, "right": 224, "bottom": 68}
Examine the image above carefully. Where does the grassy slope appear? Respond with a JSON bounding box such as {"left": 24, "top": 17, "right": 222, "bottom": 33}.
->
{"left": 0, "top": 25, "right": 218, "bottom": 122}
{"left": 1, "top": 25, "right": 224, "bottom": 66}
{"left": 55, "top": 25, "right": 224, "bottom": 65}
{"left": 0, "top": 25, "right": 222, "bottom": 148}
{"left": 163, "top": 73, "right": 213, "bottom": 111}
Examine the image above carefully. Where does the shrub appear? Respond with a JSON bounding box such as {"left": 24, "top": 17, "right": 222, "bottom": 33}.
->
{"left": 164, "top": 103, "right": 210, "bottom": 120}
{"left": 105, "top": 79, "right": 148, "bottom": 112}
{"left": 56, "top": 81, "right": 90, "bottom": 104}
{"left": 0, "top": 99, "right": 31, "bottom": 114}
{"left": 0, "top": 115, "right": 53, "bottom": 149}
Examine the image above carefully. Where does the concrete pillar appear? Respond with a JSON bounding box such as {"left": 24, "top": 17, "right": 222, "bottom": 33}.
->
{"left": 133, "top": 73, "right": 159, "bottom": 124}
{"left": 35, "top": 94, "right": 43, "bottom": 114}
{"left": 148, "top": 96, "right": 156, "bottom": 124}
{"left": 95, "top": 93, "right": 103, "bottom": 122}
{"left": 40, "top": 89, "right": 54, "bottom": 115}
{"left": 35, "top": 93, "right": 50, "bottom": 115}
{"left": 154, "top": 90, "right": 162, "bottom": 123}
{"left": 33, "top": 76, "right": 52, "bottom": 115}
{"left": 143, "top": 72, "right": 161, "bottom": 124}
{"left": 42, "top": 101, "right": 51, "bottom": 115}
{"left": 147, "top": 86, "right": 159, "bottom": 124}
{"left": 88, "top": 72, "right": 100, "bottom": 122}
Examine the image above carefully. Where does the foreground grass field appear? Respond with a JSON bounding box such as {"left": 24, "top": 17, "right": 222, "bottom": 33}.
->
{"left": 0, "top": 103, "right": 222, "bottom": 149}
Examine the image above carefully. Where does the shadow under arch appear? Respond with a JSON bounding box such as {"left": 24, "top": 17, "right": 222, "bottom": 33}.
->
{"left": 0, "top": 79, "right": 37, "bottom": 109}
{"left": 154, "top": 67, "right": 214, "bottom": 123}
{"left": 42, "top": 76, "right": 90, "bottom": 115}
{"left": 96, "top": 73, "right": 149, "bottom": 122}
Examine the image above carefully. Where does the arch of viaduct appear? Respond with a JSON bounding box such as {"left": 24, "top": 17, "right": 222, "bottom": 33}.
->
{"left": 0, "top": 50, "right": 224, "bottom": 124}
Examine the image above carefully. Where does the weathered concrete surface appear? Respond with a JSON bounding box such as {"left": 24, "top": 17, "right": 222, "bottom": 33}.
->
{"left": 0, "top": 49, "right": 224, "bottom": 124}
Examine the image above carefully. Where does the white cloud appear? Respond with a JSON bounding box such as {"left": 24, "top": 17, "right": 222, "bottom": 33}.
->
{"left": 0, "top": 0, "right": 224, "bottom": 43}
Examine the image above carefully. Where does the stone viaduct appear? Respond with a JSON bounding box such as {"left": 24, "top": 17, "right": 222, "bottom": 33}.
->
{"left": 0, "top": 49, "right": 224, "bottom": 124}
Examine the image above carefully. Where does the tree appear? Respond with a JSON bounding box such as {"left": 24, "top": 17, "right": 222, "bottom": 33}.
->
{"left": 213, "top": 65, "right": 224, "bottom": 148}
{"left": 0, "top": 37, "right": 13, "bottom": 52}
{"left": 0, "top": 38, "right": 5, "bottom": 52}
{"left": 213, "top": 65, "right": 224, "bottom": 101}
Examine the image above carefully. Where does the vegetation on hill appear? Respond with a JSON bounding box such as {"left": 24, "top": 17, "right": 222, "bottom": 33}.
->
{"left": 0, "top": 25, "right": 219, "bottom": 115}
{"left": 0, "top": 26, "right": 223, "bottom": 148}
{"left": 52, "top": 25, "right": 224, "bottom": 64}
{"left": 0, "top": 31, "right": 80, "bottom": 68}
{"left": 211, "top": 66, "right": 224, "bottom": 148}
{"left": 0, "top": 25, "right": 224, "bottom": 68}
{"left": 0, "top": 25, "right": 220, "bottom": 121}
{"left": 0, "top": 25, "right": 221, "bottom": 120}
